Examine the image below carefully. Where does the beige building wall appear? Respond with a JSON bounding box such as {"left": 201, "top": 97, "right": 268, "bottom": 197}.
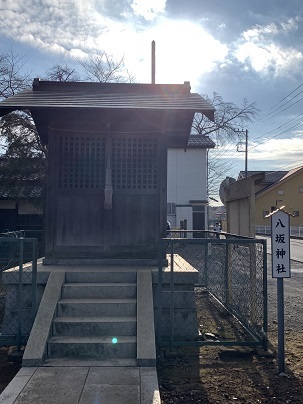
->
{"left": 225, "top": 174, "right": 263, "bottom": 237}
{"left": 256, "top": 168, "right": 303, "bottom": 226}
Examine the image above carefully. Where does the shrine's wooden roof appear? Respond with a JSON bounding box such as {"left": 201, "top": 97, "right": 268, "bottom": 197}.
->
{"left": 0, "top": 80, "right": 215, "bottom": 121}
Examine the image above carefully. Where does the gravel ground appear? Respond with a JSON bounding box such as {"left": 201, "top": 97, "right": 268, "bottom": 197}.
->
{"left": 157, "top": 256, "right": 303, "bottom": 403}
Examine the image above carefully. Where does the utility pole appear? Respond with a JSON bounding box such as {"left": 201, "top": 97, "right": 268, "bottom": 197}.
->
{"left": 236, "top": 129, "right": 248, "bottom": 177}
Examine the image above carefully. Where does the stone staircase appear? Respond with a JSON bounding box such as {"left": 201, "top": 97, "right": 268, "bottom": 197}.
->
{"left": 23, "top": 269, "right": 156, "bottom": 367}
{"left": 47, "top": 271, "right": 137, "bottom": 362}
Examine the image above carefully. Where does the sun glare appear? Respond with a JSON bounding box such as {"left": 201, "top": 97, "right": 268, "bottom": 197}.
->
{"left": 99, "top": 18, "right": 228, "bottom": 86}
{"left": 150, "top": 20, "right": 228, "bottom": 84}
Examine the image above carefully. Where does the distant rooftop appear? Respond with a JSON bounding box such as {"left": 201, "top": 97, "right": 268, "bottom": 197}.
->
{"left": 187, "top": 135, "right": 215, "bottom": 148}
{"left": 0, "top": 158, "right": 44, "bottom": 199}
{"left": 238, "top": 167, "right": 303, "bottom": 196}
{"left": 278, "top": 166, "right": 303, "bottom": 181}
{"left": 238, "top": 171, "right": 288, "bottom": 183}
{"left": 0, "top": 184, "right": 43, "bottom": 199}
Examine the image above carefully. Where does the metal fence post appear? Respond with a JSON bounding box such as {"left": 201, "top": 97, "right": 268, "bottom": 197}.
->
{"left": 250, "top": 241, "right": 257, "bottom": 325}
{"left": 224, "top": 241, "right": 231, "bottom": 306}
{"left": 277, "top": 278, "right": 285, "bottom": 373}
{"left": 170, "top": 240, "right": 174, "bottom": 349}
{"left": 204, "top": 242, "right": 208, "bottom": 288}
{"left": 157, "top": 240, "right": 164, "bottom": 344}
{"left": 262, "top": 239, "right": 268, "bottom": 351}
{"left": 31, "top": 239, "right": 38, "bottom": 321}
{"left": 17, "top": 237, "right": 24, "bottom": 351}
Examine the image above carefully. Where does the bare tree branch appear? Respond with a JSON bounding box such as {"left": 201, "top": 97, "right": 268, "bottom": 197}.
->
{"left": 0, "top": 47, "right": 31, "bottom": 99}
{"left": 192, "top": 92, "right": 259, "bottom": 201}
{"left": 207, "top": 149, "right": 236, "bottom": 197}
{"left": 77, "top": 51, "right": 135, "bottom": 83}
{"left": 44, "top": 64, "right": 80, "bottom": 82}
{"left": 193, "top": 93, "right": 258, "bottom": 144}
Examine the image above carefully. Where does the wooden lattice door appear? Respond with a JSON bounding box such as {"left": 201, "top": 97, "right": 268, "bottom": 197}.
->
{"left": 49, "top": 130, "right": 161, "bottom": 256}
{"left": 55, "top": 133, "right": 106, "bottom": 248}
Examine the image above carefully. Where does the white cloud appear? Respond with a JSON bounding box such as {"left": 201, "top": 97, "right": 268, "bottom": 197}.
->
{"left": 234, "top": 18, "right": 303, "bottom": 77}
{"left": 243, "top": 17, "right": 301, "bottom": 41}
{"left": 280, "top": 17, "right": 301, "bottom": 32}
{"left": 215, "top": 136, "right": 303, "bottom": 183}
{"left": 234, "top": 42, "right": 303, "bottom": 75}
{"left": 0, "top": 0, "right": 119, "bottom": 54}
{"left": 130, "top": 0, "right": 166, "bottom": 21}
{"left": 250, "top": 137, "right": 303, "bottom": 165}
{"left": 3, "top": 1, "right": 302, "bottom": 87}
{"left": 243, "top": 23, "right": 279, "bottom": 41}
{"left": 0, "top": 1, "right": 228, "bottom": 85}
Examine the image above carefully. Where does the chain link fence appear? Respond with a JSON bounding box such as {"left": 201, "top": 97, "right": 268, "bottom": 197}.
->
{"left": 157, "top": 231, "right": 267, "bottom": 350}
{"left": 0, "top": 232, "right": 38, "bottom": 348}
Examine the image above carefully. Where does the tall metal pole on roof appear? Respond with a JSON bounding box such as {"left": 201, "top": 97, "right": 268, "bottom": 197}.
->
{"left": 151, "top": 40, "right": 156, "bottom": 84}
{"left": 245, "top": 129, "right": 248, "bottom": 177}
{"left": 236, "top": 129, "right": 248, "bottom": 177}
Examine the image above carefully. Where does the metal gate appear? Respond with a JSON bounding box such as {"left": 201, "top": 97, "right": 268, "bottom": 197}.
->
{"left": 0, "top": 232, "right": 38, "bottom": 348}
{"left": 157, "top": 232, "right": 267, "bottom": 349}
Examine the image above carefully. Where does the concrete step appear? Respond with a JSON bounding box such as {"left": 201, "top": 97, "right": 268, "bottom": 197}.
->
{"left": 43, "top": 357, "right": 138, "bottom": 367}
{"left": 48, "top": 336, "right": 137, "bottom": 359}
{"left": 65, "top": 271, "right": 137, "bottom": 284}
{"left": 61, "top": 283, "right": 136, "bottom": 299}
{"left": 57, "top": 298, "right": 137, "bottom": 317}
{"left": 53, "top": 316, "right": 137, "bottom": 337}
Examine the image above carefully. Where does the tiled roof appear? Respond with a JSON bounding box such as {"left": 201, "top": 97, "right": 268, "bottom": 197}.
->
{"left": 239, "top": 171, "right": 288, "bottom": 183}
{"left": 248, "top": 166, "right": 303, "bottom": 197}
{"left": 0, "top": 80, "right": 215, "bottom": 120}
{"left": 0, "top": 185, "right": 43, "bottom": 199}
{"left": 187, "top": 135, "right": 215, "bottom": 148}
{"left": 264, "top": 171, "right": 289, "bottom": 183}
{"left": 0, "top": 158, "right": 45, "bottom": 199}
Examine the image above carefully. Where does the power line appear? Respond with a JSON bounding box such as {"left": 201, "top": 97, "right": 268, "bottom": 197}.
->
{"left": 257, "top": 95, "right": 303, "bottom": 124}
{"left": 208, "top": 82, "right": 303, "bottom": 169}
{"left": 256, "top": 111, "right": 303, "bottom": 139}
{"left": 209, "top": 93, "right": 303, "bottom": 176}
{"left": 249, "top": 82, "right": 303, "bottom": 126}
{"left": 245, "top": 105, "right": 303, "bottom": 152}
{"left": 249, "top": 120, "right": 303, "bottom": 151}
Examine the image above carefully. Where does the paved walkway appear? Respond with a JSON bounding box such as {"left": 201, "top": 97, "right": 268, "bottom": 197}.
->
{"left": 0, "top": 365, "right": 160, "bottom": 404}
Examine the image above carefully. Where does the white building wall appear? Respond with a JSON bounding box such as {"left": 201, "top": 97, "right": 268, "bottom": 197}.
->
{"left": 176, "top": 206, "right": 192, "bottom": 230}
{"left": 167, "top": 148, "right": 207, "bottom": 205}
{"left": 167, "top": 214, "right": 176, "bottom": 228}
{"left": 167, "top": 147, "right": 208, "bottom": 230}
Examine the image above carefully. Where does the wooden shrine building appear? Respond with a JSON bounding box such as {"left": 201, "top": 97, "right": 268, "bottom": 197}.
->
{"left": 0, "top": 80, "right": 215, "bottom": 261}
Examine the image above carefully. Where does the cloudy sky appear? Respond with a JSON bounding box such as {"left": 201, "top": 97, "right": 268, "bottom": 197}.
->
{"left": 1, "top": 0, "right": 303, "bottom": 202}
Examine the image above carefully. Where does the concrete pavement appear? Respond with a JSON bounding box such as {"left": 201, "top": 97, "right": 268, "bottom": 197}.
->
{"left": 0, "top": 365, "right": 160, "bottom": 404}
{"left": 257, "top": 235, "right": 303, "bottom": 263}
